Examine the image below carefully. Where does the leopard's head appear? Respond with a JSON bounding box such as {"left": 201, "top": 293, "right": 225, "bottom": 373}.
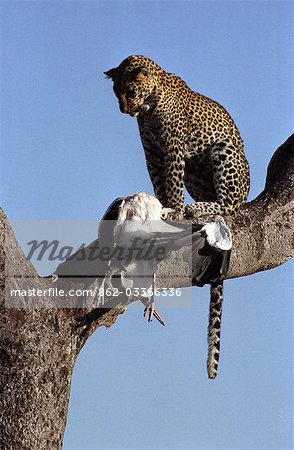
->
{"left": 104, "top": 55, "right": 160, "bottom": 117}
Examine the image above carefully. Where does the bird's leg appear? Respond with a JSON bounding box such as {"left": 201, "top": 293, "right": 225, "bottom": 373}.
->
{"left": 141, "top": 273, "right": 165, "bottom": 326}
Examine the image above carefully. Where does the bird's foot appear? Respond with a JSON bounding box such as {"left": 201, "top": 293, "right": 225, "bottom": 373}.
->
{"left": 142, "top": 300, "right": 165, "bottom": 326}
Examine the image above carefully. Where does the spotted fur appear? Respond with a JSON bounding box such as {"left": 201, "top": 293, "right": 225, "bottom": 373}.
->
{"left": 105, "top": 55, "right": 250, "bottom": 378}
{"left": 207, "top": 281, "right": 224, "bottom": 379}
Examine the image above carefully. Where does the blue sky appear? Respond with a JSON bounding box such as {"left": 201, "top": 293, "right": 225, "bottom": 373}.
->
{"left": 1, "top": 1, "right": 293, "bottom": 449}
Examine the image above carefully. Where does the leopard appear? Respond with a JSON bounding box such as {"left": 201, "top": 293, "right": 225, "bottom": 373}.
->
{"left": 105, "top": 55, "right": 250, "bottom": 379}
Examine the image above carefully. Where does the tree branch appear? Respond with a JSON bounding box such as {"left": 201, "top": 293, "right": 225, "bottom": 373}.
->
{"left": 0, "top": 135, "right": 293, "bottom": 449}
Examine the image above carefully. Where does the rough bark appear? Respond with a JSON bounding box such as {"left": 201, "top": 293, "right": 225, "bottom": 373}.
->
{"left": 0, "top": 135, "right": 293, "bottom": 449}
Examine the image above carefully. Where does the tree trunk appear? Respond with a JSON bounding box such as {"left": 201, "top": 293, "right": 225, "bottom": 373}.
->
{"left": 0, "top": 135, "right": 293, "bottom": 449}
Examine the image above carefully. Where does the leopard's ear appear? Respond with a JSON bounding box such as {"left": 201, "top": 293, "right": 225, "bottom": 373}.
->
{"left": 131, "top": 66, "right": 149, "bottom": 81}
{"left": 104, "top": 67, "right": 119, "bottom": 79}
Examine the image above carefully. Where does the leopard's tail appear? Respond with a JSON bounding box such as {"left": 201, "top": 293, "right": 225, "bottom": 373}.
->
{"left": 207, "top": 280, "right": 224, "bottom": 379}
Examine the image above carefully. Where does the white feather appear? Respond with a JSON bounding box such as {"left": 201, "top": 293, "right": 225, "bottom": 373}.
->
{"left": 201, "top": 216, "right": 232, "bottom": 251}
{"left": 113, "top": 193, "right": 163, "bottom": 298}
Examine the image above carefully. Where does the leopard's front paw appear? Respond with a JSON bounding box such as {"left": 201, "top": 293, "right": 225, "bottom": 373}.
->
{"left": 184, "top": 204, "right": 195, "bottom": 219}
{"left": 184, "top": 203, "right": 205, "bottom": 219}
{"left": 163, "top": 208, "right": 184, "bottom": 221}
